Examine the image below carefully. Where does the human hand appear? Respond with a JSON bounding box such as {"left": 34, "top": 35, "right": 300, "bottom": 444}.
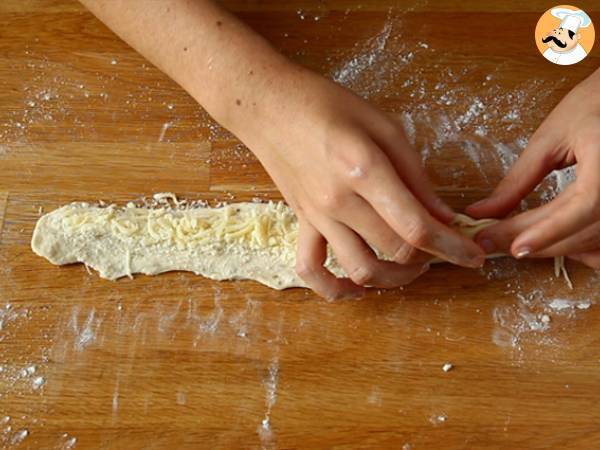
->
{"left": 230, "top": 65, "right": 485, "bottom": 299}
{"left": 467, "top": 69, "right": 600, "bottom": 270}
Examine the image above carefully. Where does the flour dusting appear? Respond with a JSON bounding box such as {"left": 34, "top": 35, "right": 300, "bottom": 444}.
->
{"left": 548, "top": 298, "right": 591, "bottom": 311}
{"left": 258, "top": 357, "right": 279, "bottom": 449}
{"left": 492, "top": 285, "right": 594, "bottom": 357}
{"left": 333, "top": 18, "right": 394, "bottom": 93}
{"left": 429, "top": 413, "right": 447, "bottom": 426}
{"left": 0, "top": 304, "right": 29, "bottom": 333}
{"left": 176, "top": 391, "right": 187, "bottom": 406}
{"left": 367, "top": 386, "right": 383, "bottom": 406}
{"left": 62, "top": 434, "right": 77, "bottom": 449}
{"left": 11, "top": 429, "right": 29, "bottom": 445}
{"left": 70, "top": 307, "right": 102, "bottom": 351}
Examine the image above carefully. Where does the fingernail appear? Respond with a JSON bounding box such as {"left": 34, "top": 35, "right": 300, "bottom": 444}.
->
{"left": 439, "top": 236, "right": 484, "bottom": 268}
{"left": 514, "top": 247, "right": 531, "bottom": 259}
{"left": 478, "top": 238, "right": 496, "bottom": 254}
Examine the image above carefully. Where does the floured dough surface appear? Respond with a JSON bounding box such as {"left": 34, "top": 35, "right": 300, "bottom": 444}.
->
{"left": 31, "top": 197, "right": 570, "bottom": 290}
{"left": 32, "top": 200, "right": 313, "bottom": 289}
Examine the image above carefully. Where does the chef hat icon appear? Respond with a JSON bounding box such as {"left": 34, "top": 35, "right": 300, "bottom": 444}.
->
{"left": 551, "top": 7, "right": 592, "bottom": 33}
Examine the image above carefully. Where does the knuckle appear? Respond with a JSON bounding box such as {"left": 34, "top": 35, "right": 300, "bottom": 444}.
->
{"left": 392, "top": 242, "right": 420, "bottom": 264}
{"left": 349, "top": 265, "right": 376, "bottom": 286}
{"left": 318, "top": 190, "right": 346, "bottom": 210}
{"left": 332, "top": 141, "right": 383, "bottom": 180}
{"left": 345, "top": 148, "right": 381, "bottom": 176}
{"left": 295, "top": 257, "right": 317, "bottom": 279}
{"left": 403, "top": 218, "right": 432, "bottom": 248}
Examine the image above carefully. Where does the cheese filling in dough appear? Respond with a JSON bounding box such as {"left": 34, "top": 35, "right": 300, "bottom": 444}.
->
{"left": 31, "top": 196, "right": 572, "bottom": 290}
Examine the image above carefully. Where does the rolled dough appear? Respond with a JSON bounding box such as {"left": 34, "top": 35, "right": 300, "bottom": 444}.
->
{"left": 31, "top": 196, "right": 571, "bottom": 290}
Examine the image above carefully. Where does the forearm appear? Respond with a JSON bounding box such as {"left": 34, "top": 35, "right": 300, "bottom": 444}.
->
{"left": 80, "top": 0, "right": 299, "bottom": 135}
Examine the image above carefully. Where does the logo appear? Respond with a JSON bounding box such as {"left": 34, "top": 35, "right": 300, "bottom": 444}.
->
{"left": 535, "top": 5, "right": 595, "bottom": 65}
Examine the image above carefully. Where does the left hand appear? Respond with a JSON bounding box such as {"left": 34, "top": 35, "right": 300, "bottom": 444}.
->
{"left": 465, "top": 69, "right": 600, "bottom": 269}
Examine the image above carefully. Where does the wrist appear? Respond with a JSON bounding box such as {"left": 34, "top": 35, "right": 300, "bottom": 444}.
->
{"left": 199, "top": 57, "right": 304, "bottom": 135}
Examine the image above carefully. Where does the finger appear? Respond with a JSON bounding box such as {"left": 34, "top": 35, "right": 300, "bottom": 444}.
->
{"left": 367, "top": 117, "right": 455, "bottom": 222}
{"left": 332, "top": 132, "right": 483, "bottom": 267}
{"left": 342, "top": 137, "right": 484, "bottom": 267}
{"left": 475, "top": 193, "right": 573, "bottom": 255}
{"left": 511, "top": 194, "right": 598, "bottom": 257}
{"left": 335, "top": 194, "right": 433, "bottom": 265}
{"left": 466, "top": 130, "right": 562, "bottom": 219}
{"left": 510, "top": 148, "right": 600, "bottom": 256}
{"left": 531, "top": 221, "right": 600, "bottom": 258}
{"left": 318, "top": 218, "right": 429, "bottom": 288}
{"left": 568, "top": 251, "right": 600, "bottom": 270}
{"left": 295, "top": 220, "right": 364, "bottom": 299}
{"left": 366, "top": 181, "right": 484, "bottom": 268}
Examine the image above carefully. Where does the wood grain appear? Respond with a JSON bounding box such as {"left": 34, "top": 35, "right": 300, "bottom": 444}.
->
{"left": 0, "top": 1, "right": 599, "bottom": 449}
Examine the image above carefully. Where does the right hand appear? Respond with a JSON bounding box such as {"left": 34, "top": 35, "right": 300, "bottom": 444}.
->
{"left": 228, "top": 66, "right": 485, "bottom": 299}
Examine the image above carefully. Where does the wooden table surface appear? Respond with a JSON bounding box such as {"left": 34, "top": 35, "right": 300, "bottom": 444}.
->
{"left": 1, "top": 1, "right": 599, "bottom": 448}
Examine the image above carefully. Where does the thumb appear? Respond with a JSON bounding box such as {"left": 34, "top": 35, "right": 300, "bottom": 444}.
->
{"left": 466, "top": 132, "right": 562, "bottom": 219}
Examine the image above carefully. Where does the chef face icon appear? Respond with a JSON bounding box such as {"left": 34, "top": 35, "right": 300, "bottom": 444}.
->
{"left": 535, "top": 5, "right": 595, "bottom": 66}
{"left": 542, "top": 27, "right": 580, "bottom": 52}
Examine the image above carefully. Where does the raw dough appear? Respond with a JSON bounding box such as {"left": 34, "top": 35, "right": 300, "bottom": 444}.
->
{"left": 32, "top": 199, "right": 305, "bottom": 289}
{"left": 31, "top": 196, "right": 570, "bottom": 290}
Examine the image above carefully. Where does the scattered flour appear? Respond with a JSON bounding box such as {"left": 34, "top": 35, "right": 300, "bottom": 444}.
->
{"left": 200, "top": 290, "right": 224, "bottom": 334}
{"left": 492, "top": 285, "right": 594, "bottom": 357}
{"left": 400, "top": 111, "right": 416, "bottom": 146}
{"left": 70, "top": 307, "right": 102, "bottom": 351}
{"left": 20, "top": 364, "right": 36, "bottom": 378}
{"left": 493, "top": 143, "right": 519, "bottom": 174}
{"left": 176, "top": 391, "right": 187, "bottom": 406}
{"left": 62, "top": 434, "right": 77, "bottom": 449}
{"left": 0, "top": 304, "right": 29, "bottom": 334}
{"left": 112, "top": 376, "right": 120, "bottom": 415}
{"left": 548, "top": 298, "right": 592, "bottom": 311}
{"left": 367, "top": 387, "right": 383, "bottom": 406}
{"left": 332, "top": 19, "right": 393, "bottom": 92}
{"left": 158, "top": 122, "right": 172, "bottom": 142}
{"left": 11, "top": 429, "right": 29, "bottom": 445}
{"left": 258, "top": 357, "right": 279, "bottom": 448}
{"left": 429, "top": 413, "right": 447, "bottom": 425}
{"left": 32, "top": 376, "right": 46, "bottom": 390}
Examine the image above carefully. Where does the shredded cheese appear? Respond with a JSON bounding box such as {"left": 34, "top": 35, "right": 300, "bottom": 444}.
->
{"left": 555, "top": 256, "right": 574, "bottom": 290}
{"left": 62, "top": 201, "right": 300, "bottom": 253}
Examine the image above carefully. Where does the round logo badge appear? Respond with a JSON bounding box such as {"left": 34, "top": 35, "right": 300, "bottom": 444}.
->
{"left": 535, "top": 5, "right": 595, "bottom": 65}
